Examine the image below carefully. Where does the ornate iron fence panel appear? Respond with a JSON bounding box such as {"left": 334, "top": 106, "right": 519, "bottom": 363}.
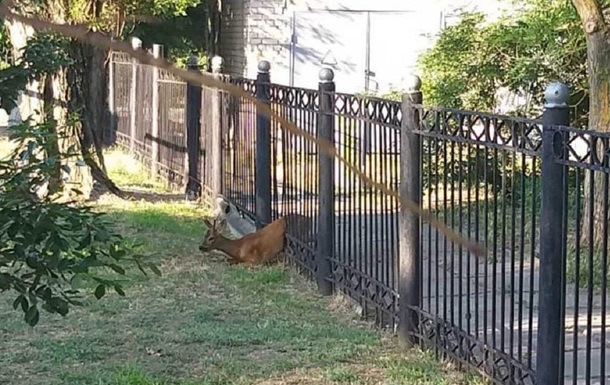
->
{"left": 414, "top": 106, "right": 543, "bottom": 384}
{"left": 331, "top": 92, "right": 401, "bottom": 328}
{"left": 269, "top": 84, "right": 320, "bottom": 276}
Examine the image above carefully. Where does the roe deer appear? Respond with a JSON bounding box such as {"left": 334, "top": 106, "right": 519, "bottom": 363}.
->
{"left": 198, "top": 213, "right": 314, "bottom": 266}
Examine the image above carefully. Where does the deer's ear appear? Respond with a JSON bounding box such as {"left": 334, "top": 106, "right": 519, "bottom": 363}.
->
{"left": 217, "top": 217, "right": 227, "bottom": 231}
{"left": 203, "top": 218, "right": 213, "bottom": 229}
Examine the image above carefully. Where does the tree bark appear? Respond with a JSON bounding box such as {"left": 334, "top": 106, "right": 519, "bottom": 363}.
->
{"left": 4, "top": 5, "right": 123, "bottom": 200}
{"left": 206, "top": 0, "right": 221, "bottom": 65}
{"left": 66, "top": 40, "right": 123, "bottom": 197}
{"left": 3, "top": 19, "right": 43, "bottom": 125}
{"left": 572, "top": 0, "right": 610, "bottom": 248}
{"left": 47, "top": 67, "right": 95, "bottom": 200}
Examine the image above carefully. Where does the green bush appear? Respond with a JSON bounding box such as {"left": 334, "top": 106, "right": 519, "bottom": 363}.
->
{"left": 418, "top": 0, "right": 587, "bottom": 125}
{"left": 0, "top": 118, "right": 160, "bottom": 327}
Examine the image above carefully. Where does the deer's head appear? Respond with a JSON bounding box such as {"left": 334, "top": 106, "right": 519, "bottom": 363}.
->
{"left": 199, "top": 217, "right": 227, "bottom": 252}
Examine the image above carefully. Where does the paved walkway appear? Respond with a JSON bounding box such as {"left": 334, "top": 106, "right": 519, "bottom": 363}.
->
{"left": 425, "top": 223, "right": 610, "bottom": 384}
{"left": 223, "top": 201, "right": 610, "bottom": 384}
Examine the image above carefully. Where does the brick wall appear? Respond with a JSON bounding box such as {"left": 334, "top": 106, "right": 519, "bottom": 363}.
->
{"left": 244, "top": 0, "right": 291, "bottom": 82}
{"left": 218, "top": 0, "right": 511, "bottom": 83}
{"left": 218, "top": 0, "right": 290, "bottom": 81}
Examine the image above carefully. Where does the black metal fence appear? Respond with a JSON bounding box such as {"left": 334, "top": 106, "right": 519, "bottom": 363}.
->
{"left": 411, "top": 105, "right": 544, "bottom": 384}
{"left": 108, "top": 50, "right": 610, "bottom": 385}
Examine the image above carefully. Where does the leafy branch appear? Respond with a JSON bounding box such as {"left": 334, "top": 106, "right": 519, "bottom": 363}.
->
{"left": 0, "top": 118, "right": 160, "bottom": 327}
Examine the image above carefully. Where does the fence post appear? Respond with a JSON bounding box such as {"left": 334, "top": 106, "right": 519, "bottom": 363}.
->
{"left": 315, "top": 67, "right": 335, "bottom": 296}
{"left": 397, "top": 75, "right": 423, "bottom": 346}
{"left": 185, "top": 55, "right": 203, "bottom": 200}
{"left": 255, "top": 60, "right": 272, "bottom": 229}
{"left": 211, "top": 55, "right": 224, "bottom": 200}
{"left": 536, "top": 82, "right": 569, "bottom": 385}
{"left": 150, "top": 44, "right": 162, "bottom": 179}
{"left": 129, "top": 37, "right": 142, "bottom": 154}
{"left": 107, "top": 39, "right": 116, "bottom": 146}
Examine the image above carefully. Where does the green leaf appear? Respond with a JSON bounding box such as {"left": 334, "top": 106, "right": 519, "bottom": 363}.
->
{"left": 20, "top": 296, "right": 29, "bottom": 312}
{"left": 41, "top": 302, "right": 56, "bottom": 314}
{"left": 57, "top": 257, "right": 73, "bottom": 271}
{"left": 0, "top": 273, "right": 11, "bottom": 290}
{"left": 108, "top": 264, "right": 126, "bottom": 275}
{"left": 148, "top": 262, "right": 162, "bottom": 277}
{"left": 49, "top": 298, "right": 69, "bottom": 316}
{"left": 25, "top": 255, "right": 38, "bottom": 269}
{"left": 94, "top": 284, "right": 106, "bottom": 300}
{"left": 70, "top": 274, "right": 89, "bottom": 289}
{"left": 25, "top": 305, "right": 40, "bottom": 327}
{"left": 134, "top": 259, "right": 149, "bottom": 277}
{"left": 114, "top": 285, "right": 125, "bottom": 296}
{"left": 109, "top": 246, "right": 127, "bottom": 260}
{"left": 12, "top": 294, "right": 25, "bottom": 311}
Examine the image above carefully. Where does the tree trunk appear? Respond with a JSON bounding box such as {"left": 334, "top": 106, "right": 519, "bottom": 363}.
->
{"left": 206, "top": 0, "right": 221, "bottom": 64}
{"left": 575, "top": 0, "right": 610, "bottom": 248}
{"left": 46, "top": 67, "right": 95, "bottom": 200}
{"left": 3, "top": 19, "right": 43, "bottom": 125}
{"left": 67, "top": 41, "right": 107, "bottom": 171}
{"left": 66, "top": 40, "right": 123, "bottom": 197}
{"left": 580, "top": 38, "right": 610, "bottom": 248}
{"left": 4, "top": 18, "right": 122, "bottom": 200}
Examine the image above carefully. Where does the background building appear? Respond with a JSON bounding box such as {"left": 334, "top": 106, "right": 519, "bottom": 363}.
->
{"left": 218, "top": 0, "right": 512, "bottom": 94}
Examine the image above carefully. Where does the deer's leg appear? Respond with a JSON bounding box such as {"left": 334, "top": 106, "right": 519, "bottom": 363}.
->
{"left": 226, "top": 257, "right": 240, "bottom": 266}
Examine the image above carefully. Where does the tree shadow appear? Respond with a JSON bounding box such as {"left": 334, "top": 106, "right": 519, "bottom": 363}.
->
{"left": 291, "top": 9, "right": 359, "bottom": 79}
{"left": 88, "top": 184, "right": 185, "bottom": 204}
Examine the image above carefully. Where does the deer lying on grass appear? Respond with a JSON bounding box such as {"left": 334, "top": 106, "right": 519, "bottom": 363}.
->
{"left": 198, "top": 214, "right": 313, "bottom": 267}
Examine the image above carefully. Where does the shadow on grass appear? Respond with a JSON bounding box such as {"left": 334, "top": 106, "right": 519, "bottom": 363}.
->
{"left": 90, "top": 187, "right": 186, "bottom": 204}
{"left": 1, "top": 197, "right": 477, "bottom": 385}
{"left": 0, "top": 148, "right": 487, "bottom": 385}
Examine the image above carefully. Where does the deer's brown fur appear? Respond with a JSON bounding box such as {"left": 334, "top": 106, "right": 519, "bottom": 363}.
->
{"left": 199, "top": 215, "right": 307, "bottom": 266}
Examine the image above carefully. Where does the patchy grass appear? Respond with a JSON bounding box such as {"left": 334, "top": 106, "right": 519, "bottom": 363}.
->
{"left": 0, "top": 149, "right": 485, "bottom": 385}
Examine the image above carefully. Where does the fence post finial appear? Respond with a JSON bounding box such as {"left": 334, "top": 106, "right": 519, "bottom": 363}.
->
{"left": 152, "top": 44, "right": 163, "bottom": 58}
{"left": 315, "top": 65, "right": 336, "bottom": 297}
{"left": 211, "top": 56, "right": 224, "bottom": 74}
{"left": 258, "top": 60, "right": 271, "bottom": 74}
{"left": 187, "top": 55, "right": 199, "bottom": 69}
{"left": 536, "top": 81, "right": 570, "bottom": 385}
{"left": 544, "top": 82, "right": 569, "bottom": 108}
{"left": 130, "top": 37, "right": 142, "bottom": 50}
{"left": 404, "top": 74, "right": 422, "bottom": 93}
{"left": 319, "top": 67, "right": 334, "bottom": 83}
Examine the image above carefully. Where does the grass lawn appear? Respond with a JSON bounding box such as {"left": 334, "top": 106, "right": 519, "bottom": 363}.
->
{"left": 0, "top": 148, "right": 485, "bottom": 385}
